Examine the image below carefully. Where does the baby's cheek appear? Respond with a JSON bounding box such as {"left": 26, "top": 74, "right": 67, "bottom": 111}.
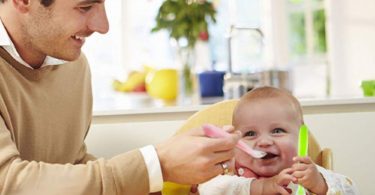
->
{"left": 234, "top": 151, "right": 254, "bottom": 168}
{"left": 282, "top": 140, "right": 297, "bottom": 153}
{"left": 282, "top": 143, "right": 298, "bottom": 162}
{"left": 234, "top": 149, "right": 252, "bottom": 163}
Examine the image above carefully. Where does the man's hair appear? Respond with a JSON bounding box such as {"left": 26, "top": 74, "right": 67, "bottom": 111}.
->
{"left": 0, "top": 0, "right": 54, "bottom": 7}
{"left": 232, "top": 86, "right": 304, "bottom": 126}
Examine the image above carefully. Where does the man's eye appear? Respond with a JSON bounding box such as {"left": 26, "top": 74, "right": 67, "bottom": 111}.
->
{"left": 79, "top": 6, "right": 93, "bottom": 12}
{"left": 244, "top": 130, "right": 256, "bottom": 137}
{"left": 272, "top": 128, "right": 286, "bottom": 134}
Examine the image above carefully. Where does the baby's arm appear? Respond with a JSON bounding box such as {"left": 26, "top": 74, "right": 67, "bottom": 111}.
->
{"left": 316, "top": 165, "right": 359, "bottom": 195}
{"left": 292, "top": 156, "right": 359, "bottom": 195}
{"left": 199, "top": 168, "right": 297, "bottom": 195}
{"left": 198, "top": 175, "right": 253, "bottom": 195}
{"left": 250, "top": 168, "right": 296, "bottom": 195}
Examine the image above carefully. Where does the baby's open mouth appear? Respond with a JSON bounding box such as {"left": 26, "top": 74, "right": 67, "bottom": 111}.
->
{"left": 261, "top": 152, "right": 278, "bottom": 160}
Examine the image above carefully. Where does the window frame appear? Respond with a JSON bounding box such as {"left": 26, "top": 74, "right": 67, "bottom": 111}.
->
{"left": 269, "top": 0, "right": 327, "bottom": 66}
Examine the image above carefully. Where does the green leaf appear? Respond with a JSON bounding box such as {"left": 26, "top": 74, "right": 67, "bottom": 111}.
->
{"left": 151, "top": 0, "right": 217, "bottom": 47}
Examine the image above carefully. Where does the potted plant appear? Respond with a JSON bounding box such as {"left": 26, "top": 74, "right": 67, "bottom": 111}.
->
{"left": 151, "top": 0, "right": 216, "bottom": 96}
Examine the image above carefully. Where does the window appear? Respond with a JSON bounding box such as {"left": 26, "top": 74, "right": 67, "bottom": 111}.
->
{"left": 119, "top": 0, "right": 264, "bottom": 73}
{"left": 284, "top": 0, "right": 329, "bottom": 98}
{"left": 85, "top": 0, "right": 330, "bottom": 109}
{"left": 212, "top": 0, "right": 264, "bottom": 73}
{"left": 287, "top": 0, "right": 327, "bottom": 59}
{"left": 83, "top": 0, "right": 123, "bottom": 106}
{"left": 121, "top": 0, "right": 175, "bottom": 70}
{"left": 86, "top": 0, "right": 264, "bottom": 107}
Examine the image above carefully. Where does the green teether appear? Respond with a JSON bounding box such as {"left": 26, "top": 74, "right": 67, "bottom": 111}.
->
{"left": 297, "top": 124, "right": 309, "bottom": 195}
{"left": 298, "top": 124, "right": 309, "bottom": 157}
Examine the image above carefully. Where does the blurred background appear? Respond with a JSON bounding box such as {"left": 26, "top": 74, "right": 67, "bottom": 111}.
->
{"left": 82, "top": 0, "right": 375, "bottom": 110}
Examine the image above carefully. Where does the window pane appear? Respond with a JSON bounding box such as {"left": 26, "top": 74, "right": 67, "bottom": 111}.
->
{"left": 208, "top": 0, "right": 230, "bottom": 71}
{"left": 232, "top": 0, "right": 262, "bottom": 26}
{"left": 124, "top": 0, "right": 173, "bottom": 70}
{"left": 83, "top": 0, "right": 123, "bottom": 102}
{"left": 230, "top": 28, "right": 263, "bottom": 73}
{"left": 313, "top": 9, "right": 327, "bottom": 53}
{"left": 289, "top": 12, "right": 306, "bottom": 56}
{"left": 288, "top": 0, "right": 304, "bottom": 4}
{"left": 209, "top": 0, "right": 263, "bottom": 72}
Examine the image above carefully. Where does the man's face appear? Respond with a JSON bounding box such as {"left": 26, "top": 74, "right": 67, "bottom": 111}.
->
{"left": 234, "top": 97, "right": 300, "bottom": 177}
{"left": 20, "top": 0, "right": 109, "bottom": 62}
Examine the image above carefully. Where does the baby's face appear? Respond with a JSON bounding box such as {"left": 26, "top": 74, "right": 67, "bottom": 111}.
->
{"left": 234, "top": 97, "right": 300, "bottom": 177}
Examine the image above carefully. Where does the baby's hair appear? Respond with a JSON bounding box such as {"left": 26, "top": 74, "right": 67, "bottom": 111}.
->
{"left": 232, "top": 86, "right": 304, "bottom": 126}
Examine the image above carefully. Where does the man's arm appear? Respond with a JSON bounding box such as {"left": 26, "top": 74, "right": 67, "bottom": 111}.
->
{"left": 0, "top": 114, "right": 240, "bottom": 195}
{"left": 0, "top": 117, "right": 149, "bottom": 195}
{"left": 75, "top": 143, "right": 97, "bottom": 164}
{"left": 316, "top": 165, "right": 359, "bottom": 195}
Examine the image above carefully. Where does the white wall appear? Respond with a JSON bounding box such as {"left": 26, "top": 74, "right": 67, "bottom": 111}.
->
{"left": 326, "top": 0, "right": 375, "bottom": 97}
{"left": 86, "top": 121, "right": 180, "bottom": 157}
{"left": 304, "top": 112, "right": 374, "bottom": 194}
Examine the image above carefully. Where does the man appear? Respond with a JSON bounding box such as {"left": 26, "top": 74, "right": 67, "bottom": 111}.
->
{"left": 0, "top": 0, "right": 240, "bottom": 194}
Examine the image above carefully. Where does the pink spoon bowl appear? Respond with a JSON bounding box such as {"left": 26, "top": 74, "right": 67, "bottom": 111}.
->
{"left": 202, "top": 124, "right": 266, "bottom": 159}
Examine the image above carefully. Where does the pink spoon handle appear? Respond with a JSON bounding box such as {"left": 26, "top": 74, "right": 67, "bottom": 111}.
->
{"left": 202, "top": 124, "right": 266, "bottom": 158}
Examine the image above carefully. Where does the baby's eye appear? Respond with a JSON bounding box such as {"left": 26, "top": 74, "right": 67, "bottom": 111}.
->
{"left": 244, "top": 130, "right": 256, "bottom": 137}
{"left": 271, "top": 128, "right": 287, "bottom": 134}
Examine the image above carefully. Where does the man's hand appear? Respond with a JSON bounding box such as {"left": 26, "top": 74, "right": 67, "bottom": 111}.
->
{"left": 292, "top": 156, "right": 328, "bottom": 195}
{"left": 155, "top": 126, "right": 241, "bottom": 185}
{"left": 251, "top": 168, "right": 296, "bottom": 195}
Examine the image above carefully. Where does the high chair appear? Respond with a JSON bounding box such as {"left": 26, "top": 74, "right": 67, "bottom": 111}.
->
{"left": 162, "top": 99, "right": 333, "bottom": 195}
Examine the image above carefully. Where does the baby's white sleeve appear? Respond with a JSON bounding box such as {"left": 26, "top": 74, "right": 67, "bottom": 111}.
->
{"left": 317, "top": 165, "right": 359, "bottom": 195}
{"left": 198, "top": 175, "right": 254, "bottom": 195}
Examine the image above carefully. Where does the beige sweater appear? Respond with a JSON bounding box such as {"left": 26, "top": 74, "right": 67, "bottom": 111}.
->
{"left": 0, "top": 47, "right": 149, "bottom": 195}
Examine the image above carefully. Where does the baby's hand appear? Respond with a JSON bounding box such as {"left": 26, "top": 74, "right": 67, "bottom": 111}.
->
{"left": 292, "top": 156, "right": 328, "bottom": 195}
{"left": 252, "top": 168, "right": 296, "bottom": 195}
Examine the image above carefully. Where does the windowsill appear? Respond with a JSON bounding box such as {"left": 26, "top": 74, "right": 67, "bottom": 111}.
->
{"left": 93, "top": 91, "right": 222, "bottom": 116}
{"left": 93, "top": 91, "right": 375, "bottom": 117}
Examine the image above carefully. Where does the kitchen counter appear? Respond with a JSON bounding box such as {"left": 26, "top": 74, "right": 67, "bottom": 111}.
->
{"left": 92, "top": 93, "right": 375, "bottom": 124}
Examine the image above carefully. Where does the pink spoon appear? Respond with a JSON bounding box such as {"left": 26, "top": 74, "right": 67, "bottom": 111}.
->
{"left": 202, "top": 124, "right": 266, "bottom": 159}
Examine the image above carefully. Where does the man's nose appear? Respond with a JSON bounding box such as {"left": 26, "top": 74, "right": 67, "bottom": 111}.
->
{"left": 88, "top": 4, "right": 109, "bottom": 34}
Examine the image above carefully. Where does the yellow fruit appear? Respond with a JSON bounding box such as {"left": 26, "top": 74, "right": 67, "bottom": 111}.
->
{"left": 143, "top": 65, "right": 155, "bottom": 75}
{"left": 146, "top": 69, "right": 178, "bottom": 101}
{"left": 113, "top": 71, "right": 147, "bottom": 92}
{"left": 112, "top": 79, "right": 127, "bottom": 92}
{"left": 123, "top": 72, "right": 146, "bottom": 92}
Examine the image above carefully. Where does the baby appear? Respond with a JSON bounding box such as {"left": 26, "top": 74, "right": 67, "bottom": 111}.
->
{"left": 198, "top": 86, "right": 358, "bottom": 195}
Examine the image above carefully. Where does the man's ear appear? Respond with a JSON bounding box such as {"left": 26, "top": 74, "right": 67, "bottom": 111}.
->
{"left": 12, "top": 0, "right": 31, "bottom": 13}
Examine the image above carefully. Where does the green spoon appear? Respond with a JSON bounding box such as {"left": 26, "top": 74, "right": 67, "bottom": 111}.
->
{"left": 297, "top": 124, "right": 309, "bottom": 195}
